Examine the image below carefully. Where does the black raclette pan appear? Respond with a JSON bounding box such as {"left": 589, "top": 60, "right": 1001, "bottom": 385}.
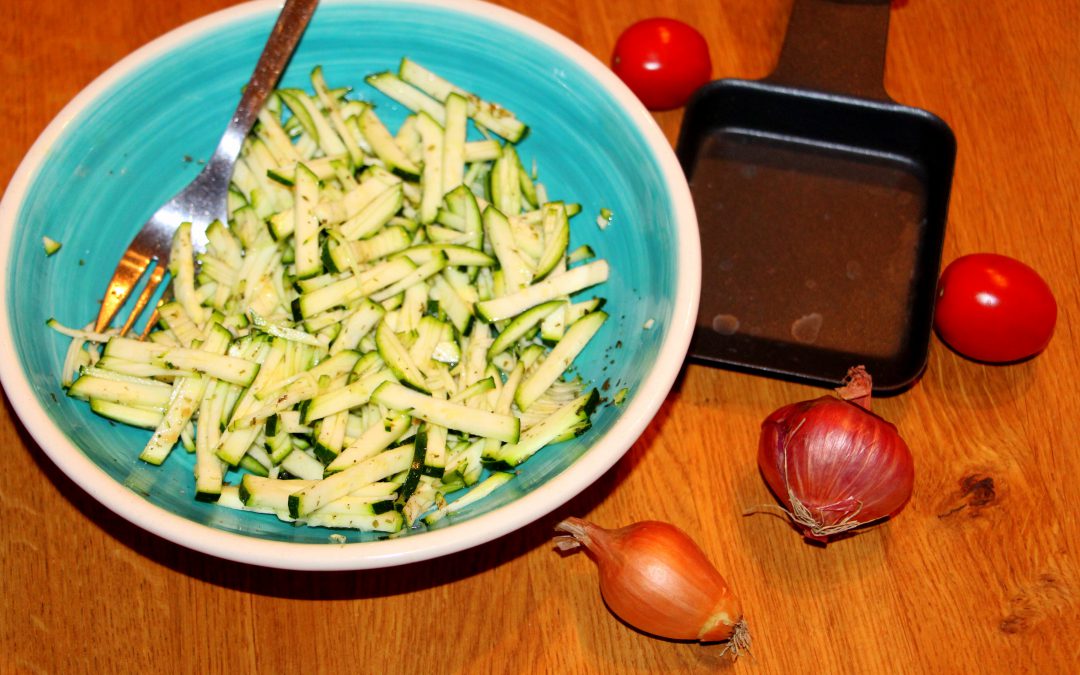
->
{"left": 676, "top": 0, "right": 956, "bottom": 393}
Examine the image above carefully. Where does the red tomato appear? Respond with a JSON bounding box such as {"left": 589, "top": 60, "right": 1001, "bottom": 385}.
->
{"left": 934, "top": 253, "right": 1057, "bottom": 363}
{"left": 611, "top": 18, "right": 712, "bottom": 111}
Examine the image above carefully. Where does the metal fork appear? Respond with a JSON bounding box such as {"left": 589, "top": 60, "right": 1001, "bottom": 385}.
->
{"left": 94, "top": 0, "right": 319, "bottom": 336}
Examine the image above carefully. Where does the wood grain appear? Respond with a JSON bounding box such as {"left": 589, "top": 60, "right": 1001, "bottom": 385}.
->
{"left": 2, "top": 0, "right": 1078, "bottom": 673}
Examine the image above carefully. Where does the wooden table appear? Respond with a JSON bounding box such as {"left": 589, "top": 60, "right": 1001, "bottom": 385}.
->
{"left": 2, "top": 1, "right": 1077, "bottom": 672}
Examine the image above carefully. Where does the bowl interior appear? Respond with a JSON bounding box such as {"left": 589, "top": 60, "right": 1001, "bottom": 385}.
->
{"left": 1, "top": 1, "right": 692, "bottom": 559}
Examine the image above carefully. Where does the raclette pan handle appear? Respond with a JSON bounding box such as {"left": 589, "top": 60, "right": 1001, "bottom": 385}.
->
{"left": 766, "top": 0, "right": 892, "bottom": 101}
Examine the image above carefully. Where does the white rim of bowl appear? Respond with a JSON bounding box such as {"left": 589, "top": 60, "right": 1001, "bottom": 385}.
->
{"left": 0, "top": 0, "right": 701, "bottom": 570}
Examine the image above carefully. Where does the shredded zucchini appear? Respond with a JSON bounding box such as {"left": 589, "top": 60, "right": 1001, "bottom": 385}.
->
{"left": 51, "top": 59, "right": 614, "bottom": 536}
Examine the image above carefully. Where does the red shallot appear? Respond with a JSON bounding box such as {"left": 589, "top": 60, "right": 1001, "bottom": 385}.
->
{"left": 554, "top": 517, "right": 750, "bottom": 652}
{"left": 755, "top": 365, "right": 914, "bottom": 542}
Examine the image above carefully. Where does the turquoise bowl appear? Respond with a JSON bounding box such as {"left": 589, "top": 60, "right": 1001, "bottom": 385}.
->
{"left": 0, "top": 0, "right": 699, "bottom": 569}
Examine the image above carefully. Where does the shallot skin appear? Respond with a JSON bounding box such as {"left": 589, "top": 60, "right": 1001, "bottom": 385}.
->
{"left": 758, "top": 396, "right": 914, "bottom": 541}
{"left": 555, "top": 518, "right": 748, "bottom": 648}
{"left": 597, "top": 521, "right": 741, "bottom": 641}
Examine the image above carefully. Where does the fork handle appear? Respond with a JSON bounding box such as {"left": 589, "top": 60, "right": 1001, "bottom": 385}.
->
{"left": 211, "top": 0, "right": 320, "bottom": 167}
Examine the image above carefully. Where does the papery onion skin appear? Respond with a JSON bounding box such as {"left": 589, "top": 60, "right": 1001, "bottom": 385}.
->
{"left": 758, "top": 392, "right": 914, "bottom": 542}
{"left": 555, "top": 517, "right": 749, "bottom": 649}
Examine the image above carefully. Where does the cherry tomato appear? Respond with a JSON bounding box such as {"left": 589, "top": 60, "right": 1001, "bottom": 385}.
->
{"left": 611, "top": 18, "right": 712, "bottom": 111}
{"left": 934, "top": 253, "right": 1057, "bottom": 363}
